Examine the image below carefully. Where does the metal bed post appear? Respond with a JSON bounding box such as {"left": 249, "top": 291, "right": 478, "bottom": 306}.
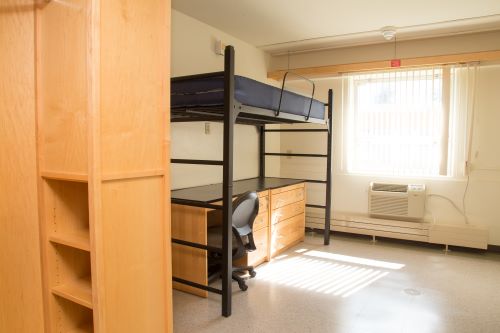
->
{"left": 324, "top": 89, "right": 333, "bottom": 245}
{"left": 259, "top": 125, "right": 265, "bottom": 178}
{"left": 222, "top": 45, "right": 235, "bottom": 317}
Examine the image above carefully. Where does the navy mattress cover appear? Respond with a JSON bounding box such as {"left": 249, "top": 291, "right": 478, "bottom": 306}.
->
{"left": 171, "top": 75, "right": 325, "bottom": 120}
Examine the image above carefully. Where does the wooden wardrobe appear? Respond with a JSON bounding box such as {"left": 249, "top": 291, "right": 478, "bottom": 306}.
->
{"left": 34, "top": 0, "right": 173, "bottom": 332}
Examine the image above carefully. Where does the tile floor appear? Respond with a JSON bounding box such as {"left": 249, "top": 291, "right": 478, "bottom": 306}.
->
{"left": 173, "top": 232, "right": 500, "bottom": 333}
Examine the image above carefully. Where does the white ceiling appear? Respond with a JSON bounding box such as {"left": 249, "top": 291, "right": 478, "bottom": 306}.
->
{"left": 172, "top": 0, "right": 500, "bottom": 54}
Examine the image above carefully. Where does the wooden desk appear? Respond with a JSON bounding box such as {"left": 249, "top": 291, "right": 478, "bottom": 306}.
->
{"left": 171, "top": 177, "right": 306, "bottom": 297}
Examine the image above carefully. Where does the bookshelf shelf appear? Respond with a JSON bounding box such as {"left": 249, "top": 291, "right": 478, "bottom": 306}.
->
{"left": 51, "top": 277, "right": 92, "bottom": 309}
{"left": 49, "top": 230, "right": 90, "bottom": 252}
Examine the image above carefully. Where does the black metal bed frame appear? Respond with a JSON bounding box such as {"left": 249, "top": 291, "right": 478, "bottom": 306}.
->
{"left": 170, "top": 45, "right": 333, "bottom": 317}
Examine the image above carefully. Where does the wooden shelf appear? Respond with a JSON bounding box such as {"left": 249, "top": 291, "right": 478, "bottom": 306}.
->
{"left": 51, "top": 278, "right": 93, "bottom": 309}
{"left": 49, "top": 231, "right": 90, "bottom": 252}
{"left": 42, "top": 171, "right": 88, "bottom": 183}
{"left": 36, "top": 0, "right": 172, "bottom": 331}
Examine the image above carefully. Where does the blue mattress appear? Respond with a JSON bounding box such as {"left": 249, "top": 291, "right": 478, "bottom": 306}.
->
{"left": 171, "top": 75, "right": 325, "bottom": 120}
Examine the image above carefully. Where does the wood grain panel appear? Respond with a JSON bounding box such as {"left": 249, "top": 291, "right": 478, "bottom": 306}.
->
{"left": 246, "top": 227, "right": 269, "bottom": 267}
{"left": 258, "top": 195, "right": 269, "bottom": 213}
{"left": 271, "top": 187, "right": 305, "bottom": 210}
{"left": 100, "top": 177, "right": 169, "bottom": 332}
{"left": 258, "top": 190, "right": 269, "bottom": 198}
{"left": 39, "top": 0, "right": 88, "bottom": 174}
{"left": 171, "top": 204, "right": 208, "bottom": 298}
{"left": 253, "top": 211, "right": 269, "bottom": 231}
{"left": 100, "top": 0, "right": 166, "bottom": 175}
{"left": 271, "top": 200, "right": 305, "bottom": 225}
{"left": 0, "top": 1, "right": 44, "bottom": 331}
{"left": 270, "top": 182, "right": 304, "bottom": 195}
{"left": 271, "top": 213, "right": 305, "bottom": 257}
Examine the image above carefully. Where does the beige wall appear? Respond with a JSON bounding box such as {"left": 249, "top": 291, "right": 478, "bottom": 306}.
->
{"left": 280, "top": 64, "right": 500, "bottom": 245}
{"left": 0, "top": 2, "right": 44, "bottom": 332}
{"left": 171, "top": 10, "right": 279, "bottom": 189}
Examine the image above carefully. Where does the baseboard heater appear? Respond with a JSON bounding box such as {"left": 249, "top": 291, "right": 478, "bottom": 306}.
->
{"left": 309, "top": 213, "right": 430, "bottom": 242}
{"left": 306, "top": 214, "right": 488, "bottom": 250}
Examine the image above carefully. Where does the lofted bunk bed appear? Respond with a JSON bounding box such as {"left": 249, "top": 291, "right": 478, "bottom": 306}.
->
{"left": 170, "top": 45, "right": 333, "bottom": 317}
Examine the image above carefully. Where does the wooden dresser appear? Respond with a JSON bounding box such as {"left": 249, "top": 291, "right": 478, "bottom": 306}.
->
{"left": 270, "top": 182, "right": 306, "bottom": 257}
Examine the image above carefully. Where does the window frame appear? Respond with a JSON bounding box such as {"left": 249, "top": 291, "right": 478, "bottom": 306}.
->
{"left": 341, "top": 66, "right": 461, "bottom": 179}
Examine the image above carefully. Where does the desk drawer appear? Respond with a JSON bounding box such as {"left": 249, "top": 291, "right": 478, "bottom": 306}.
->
{"left": 258, "top": 195, "right": 269, "bottom": 214}
{"left": 271, "top": 200, "right": 305, "bottom": 225}
{"left": 270, "top": 182, "right": 304, "bottom": 195}
{"left": 271, "top": 213, "right": 305, "bottom": 256}
{"left": 253, "top": 211, "right": 269, "bottom": 231}
{"left": 247, "top": 227, "right": 268, "bottom": 266}
{"left": 271, "top": 187, "right": 304, "bottom": 210}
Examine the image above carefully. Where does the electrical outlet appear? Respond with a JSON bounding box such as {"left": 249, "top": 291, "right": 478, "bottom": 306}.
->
{"left": 204, "top": 122, "right": 210, "bottom": 135}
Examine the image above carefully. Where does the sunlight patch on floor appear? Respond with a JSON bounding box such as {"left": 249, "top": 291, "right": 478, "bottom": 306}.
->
{"left": 303, "top": 250, "right": 405, "bottom": 270}
{"left": 258, "top": 250, "right": 396, "bottom": 297}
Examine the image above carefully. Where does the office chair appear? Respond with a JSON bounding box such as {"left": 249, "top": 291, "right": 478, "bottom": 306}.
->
{"left": 207, "top": 191, "right": 259, "bottom": 291}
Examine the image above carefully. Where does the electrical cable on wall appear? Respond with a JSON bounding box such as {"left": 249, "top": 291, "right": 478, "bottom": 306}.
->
{"left": 427, "top": 193, "right": 468, "bottom": 224}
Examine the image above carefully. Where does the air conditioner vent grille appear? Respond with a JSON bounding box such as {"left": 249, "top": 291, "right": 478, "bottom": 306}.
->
{"left": 370, "top": 195, "right": 408, "bottom": 216}
{"left": 372, "top": 183, "right": 408, "bottom": 193}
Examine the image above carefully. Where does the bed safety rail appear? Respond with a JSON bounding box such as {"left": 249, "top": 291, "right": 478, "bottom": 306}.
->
{"left": 276, "top": 71, "right": 316, "bottom": 121}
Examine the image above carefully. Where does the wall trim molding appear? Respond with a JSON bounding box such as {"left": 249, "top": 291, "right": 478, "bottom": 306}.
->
{"left": 268, "top": 50, "right": 500, "bottom": 80}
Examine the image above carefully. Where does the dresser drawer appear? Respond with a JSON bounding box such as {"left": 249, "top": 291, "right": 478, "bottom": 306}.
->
{"left": 246, "top": 227, "right": 268, "bottom": 266}
{"left": 271, "top": 213, "right": 305, "bottom": 256}
{"left": 271, "top": 187, "right": 305, "bottom": 210}
{"left": 258, "top": 190, "right": 269, "bottom": 198}
{"left": 258, "top": 194, "right": 269, "bottom": 213}
{"left": 253, "top": 211, "right": 269, "bottom": 231}
{"left": 271, "top": 200, "right": 305, "bottom": 225}
{"left": 270, "top": 182, "right": 304, "bottom": 195}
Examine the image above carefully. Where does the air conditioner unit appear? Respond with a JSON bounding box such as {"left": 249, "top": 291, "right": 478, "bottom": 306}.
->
{"left": 368, "top": 182, "right": 426, "bottom": 221}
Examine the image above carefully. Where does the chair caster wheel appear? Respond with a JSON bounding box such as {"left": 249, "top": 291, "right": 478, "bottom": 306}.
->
{"left": 238, "top": 281, "right": 248, "bottom": 291}
{"left": 249, "top": 270, "right": 256, "bottom": 278}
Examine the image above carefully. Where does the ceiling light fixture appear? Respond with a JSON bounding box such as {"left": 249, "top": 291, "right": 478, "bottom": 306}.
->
{"left": 381, "top": 26, "right": 397, "bottom": 41}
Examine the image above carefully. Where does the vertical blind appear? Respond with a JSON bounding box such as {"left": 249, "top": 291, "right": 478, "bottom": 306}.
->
{"left": 342, "top": 65, "right": 476, "bottom": 178}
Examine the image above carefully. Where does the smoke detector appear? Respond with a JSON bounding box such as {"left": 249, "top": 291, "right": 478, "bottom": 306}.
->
{"left": 381, "top": 26, "right": 397, "bottom": 41}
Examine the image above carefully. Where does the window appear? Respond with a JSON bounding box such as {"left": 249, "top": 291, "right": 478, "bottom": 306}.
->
{"left": 342, "top": 65, "right": 476, "bottom": 178}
